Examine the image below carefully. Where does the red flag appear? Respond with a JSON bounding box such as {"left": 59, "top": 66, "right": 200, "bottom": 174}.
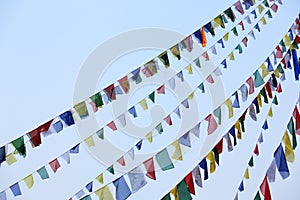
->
{"left": 215, "top": 138, "right": 223, "bottom": 154}
{"left": 275, "top": 46, "right": 283, "bottom": 58}
{"left": 238, "top": 21, "right": 245, "bottom": 31}
{"left": 118, "top": 76, "right": 130, "bottom": 93}
{"left": 260, "top": 175, "right": 272, "bottom": 200}
{"left": 143, "top": 157, "right": 156, "bottom": 180}
{"left": 202, "top": 52, "right": 210, "bottom": 61}
{"left": 157, "top": 85, "right": 165, "bottom": 94}
{"left": 49, "top": 158, "right": 61, "bottom": 173}
{"left": 206, "top": 75, "right": 214, "bottom": 84}
{"left": 276, "top": 83, "right": 282, "bottom": 93}
{"left": 164, "top": 115, "right": 173, "bottom": 126}
{"left": 265, "top": 82, "right": 273, "bottom": 98}
{"left": 104, "top": 84, "right": 116, "bottom": 100}
{"left": 205, "top": 114, "right": 218, "bottom": 135}
{"left": 184, "top": 172, "right": 195, "bottom": 195}
{"left": 246, "top": 77, "right": 254, "bottom": 94}
{"left": 28, "top": 119, "right": 53, "bottom": 147}
{"left": 107, "top": 121, "right": 117, "bottom": 131}
{"left": 254, "top": 144, "right": 259, "bottom": 156}
{"left": 117, "top": 156, "right": 126, "bottom": 166}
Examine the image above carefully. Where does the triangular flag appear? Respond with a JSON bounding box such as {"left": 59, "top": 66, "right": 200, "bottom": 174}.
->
{"left": 254, "top": 144, "right": 259, "bottom": 156}
{"left": 232, "top": 92, "right": 240, "bottom": 108}
{"left": 260, "top": 176, "right": 272, "bottom": 200}
{"left": 158, "top": 51, "right": 170, "bottom": 68}
{"left": 96, "top": 174, "right": 104, "bottom": 184}
{"left": 274, "top": 143, "right": 290, "bottom": 179}
{"left": 113, "top": 176, "right": 132, "bottom": 200}
{"left": 240, "top": 84, "right": 248, "bottom": 102}
{"left": 0, "top": 191, "right": 6, "bottom": 200}
{"left": 23, "top": 174, "right": 34, "bottom": 189}
{"left": 148, "top": 92, "right": 155, "bottom": 103}
{"left": 143, "top": 157, "right": 156, "bottom": 180}
{"left": 223, "top": 32, "right": 230, "bottom": 41}
{"left": 171, "top": 141, "right": 183, "bottom": 160}
{"left": 224, "top": 133, "right": 233, "bottom": 152}
{"left": 178, "top": 132, "right": 191, "bottom": 147}
{"left": 181, "top": 99, "right": 189, "bottom": 109}
{"left": 157, "top": 84, "right": 165, "bottom": 94}
{"left": 224, "top": 7, "right": 236, "bottom": 22}
{"left": 254, "top": 191, "right": 261, "bottom": 200}
{"left": 206, "top": 151, "right": 216, "bottom": 173}
{"left": 117, "top": 114, "right": 126, "bottom": 127}
{"left": 184, "top": 172, "right": 195, "bottom": 195}
{"left": 224, "top": 98, "right": 234, "bottom": 119}
{"left": 266, "top": 159, "right": 276, "bottom": 183}
{"left": 173, "top": 106, "right": 181, "bottom": 119}
{"left": 199, "top": 158, "right": 208, "bottom": 180}
{"left": 118, "top": 76, "right": 130, "bottom": 93}
{"left": 117, "top": 156, "right": 126, "bottom": 166}
{"left": 205, "top": 114, "right": 218, "bottom": 135}
{"left": 155, "top": 123, "right": 163, "bottom": 134}
{"left": 262, "top": 120, "right": 269, "bottom": 130}
{"left": 238, "top": 181, "right": 244, "bottom": 192}
{"left": 11, "top": 136, "right": 26, "bottom": 158}
{"left": 145, "top": 132, "right": 153, "bottom": 143}
{"left": 258, "top": 4, "right": 265, "bottom": 14}
{"left": 249, "top": 30, "right": 256, "bottom": 40}
{"left": 168, "top": 78, "right": 176, "bottom": 90}
{"left": 242, "top": 37, "right": 248, "bottom": 47}
{"left": 202, "top": 51, "right": 210, "bottom": 61}
{"left": 177, "top": 180, "right": 192, "bottom": 200}
{"left": 155, "top": 148, "right": 174, "bottom": 171}
{"left": 95, "top": 186, "right": 114, "bottom": 200}
{"left": 234, "top": 1, "right": 244, "bottom": 14}
{"left": 254, "top": 70, "right": 265, "bottom": 88}
{"left": 238, "top": 21, "right": 245, "bottom": 31}
{"left": 221, "top": 59, "right": 227, "bottom": 68}
{"left": 86, "top": 182, "right": 93, "bottom": 193}
{"left": 107, "top": 165, "right": 114, "bottom": 175}
{"left": 49, "top": 158, "right": 61, "bottom": 173}
{"left": 282, "top": 130, "right": 295, "bottom": 162}
{"left": 164, "top": 115, "right": 173, "bottom": 126}
{"left": 192, "top": 166, "right": 203, "bottom": 188}
{"left": 232, "top": 27, "right": 238, "bottom": 36}
{"left": 128, "top": 106, "right": 138, "bottom": 118}
{"left": 170, "top": 44, "right": 181, "bottom": 60}
{"left": 249, "top": 155, "right": 254, "bottom": 167}
{"left": 244, "top": 168, "right": 250, "bottom": 179}
{"left": 135, "top": 140, "right": 143, "bottom": 150}
{"left": 217, "top": 38, "right": 225, "bottom": 48}
{"left": 84, "top": 135, "right": 95, "bottom": 147}
{"left": 213, "top": 106, "right": 222, "bottom": 125}
{"left": 127, "top": 148, "right": 135, "bottom": 160}
{"left": 96, "top": 129, "right": 104, "bottom": 140}
{"left": 128, "top": 166, "right": 147, "bottom": 193}
{"left": 61, "top": 151, "right": 70, "bottom": 164}
{"left": 107, "top": 121, "right": 117, "bottom": 131}
{"left": 229, "top": 51, "right": 235, "bottom": 60}
{"left": 206, "top": 75, "right": 214, "bottom": 84}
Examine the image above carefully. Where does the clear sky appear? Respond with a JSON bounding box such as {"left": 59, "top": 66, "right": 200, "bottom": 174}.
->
{"left": 0, "top": 0, "right": 300, "bottom": 199}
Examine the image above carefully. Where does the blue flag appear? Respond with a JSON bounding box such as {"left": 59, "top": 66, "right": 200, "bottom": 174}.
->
{"left": 292, "top": 49, "right": 300, "bottom": 81}
{"left": 60, "top": 111, "right": 75, "bottom": 126}
{"left": 10, "top": 183, "right": 21, "bottom": 196}
{"left": 113, "top": 176, "right": 132, "bottom": 200}
{"left": 274, "top": 143, "right": 290, "bottom": 179}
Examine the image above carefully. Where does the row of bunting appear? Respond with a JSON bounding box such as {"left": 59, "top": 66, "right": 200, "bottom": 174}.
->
{"left": 0, "top": 9, "right": 299, "bottom": 200}
{"left": 0, "top": 0, "right": 284, "bottom": 169}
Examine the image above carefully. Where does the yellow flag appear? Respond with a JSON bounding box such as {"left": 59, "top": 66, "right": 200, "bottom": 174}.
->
{"left": 257, "top": 94, "right": 262, "bottom": 108}
{"left": 96, "top": 173, "right": 104, "bottom": 184}
{"left": 229, "top": 52, "right": 235, "bottom": 60}
{"left": 95, "top": 185, "right": 114, "bottom": 200}
{"left": 23, "top": 174, "right": 34, "bottom": 189}
{"left": 284, "top": 35, "right": 292, "bottom": 47}
{"left": 235, "top": 121, "right": 242, "bottom": 140}
{"left": 186, "top": 64, "right": 193, "bottom": 74}
{"left": 170, "top": 186, "right": 179, "bottom": 200}
{"left": 84, "top": 136, "right": 95, "bottom": 147}
{"left": 170, "top": 45, "right": 180, "bottom": 59}
{"left": 214, "top": 15, "right": 225, "bottom": 28}
{"left": 206, "top": 151, "right": 216, "bottom": 173}
{"left": 188, "top": 92, "right": 194, "bottom": 100}
{"left": 6, "top": 153, "right": 17, "bottom": 165}
{"left": 223, "top": 32, "right": 229, "bottom": 41}
{"left": 145, "top": 132, "right": 153, "bottom": 143}
{"left": 224, "top": 99, "right": 234, "bottom": 119}
{"left": 260, "top": 16, "right": 267, "bottom": 25}
{"left": 244, "top": 168, "right": 250, "bottom": 179}
{"left": 170, "top": 141, "right": 183, "bottom": 160}
{"left": 260, "top": 64, "right": 269, "bottom": 79}
{"left": 268, "top": 107, "right": 273, "bottom": 117}
{"left": 274, "top": 68, "right": 280, "bottom": 78}
{"left": 282, "top": 130, "right": 295, "bottom": 163}
{"left": 139, "top": 99, "right": 148, "bottom": 110}
{"left": 258, "top": 4, "right": 265, "bottom": 14}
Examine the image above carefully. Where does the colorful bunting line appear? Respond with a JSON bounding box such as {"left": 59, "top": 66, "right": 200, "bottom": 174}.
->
{"left": 0, "top": 0, "right": 268, "bottom": 168}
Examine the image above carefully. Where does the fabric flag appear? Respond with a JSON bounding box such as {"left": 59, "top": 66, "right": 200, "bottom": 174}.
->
{"left": 251, "top": 10, "right": 257, "bottom": 18}
{"left": 240, "top": 84, "right": 248, "bottom": 102}
{"left": 157, "top": 84, "right": 165, "bottom": 94}
{"left": 107, "top": 165, "right": 114, "bottom": 175}
{"left": 192, "top": 166, "right": 203, "bottom": 188}
{"left": 262, "top": 119, "right": 269, "bottom": 130}
{"left": 204, "top": 22, "right": 215, "bottom": 36}
{"left": 282, "top": 130, "right": 295, "bottom": 163}
{"left": 171, "top": 141, "right": 183, "bottom": 160}
{"left": 275, "top": 46, "right": 283, "bottom": 58}
{"left": 260, "top": 64, "right": 269, "bottom": 79}
{"left": 214, "top": 68, "right": 223, "bottom": 76}
{"left": 80, "top": 195, "right": 92, "bottom": 200}
{"left": 229, "top": 51, "right": 235, "bottom": 60}
{"left": 53, "top": 120, "right": 63, "bottom": 133}
{"left": 155, "top": 123, "right": 163, "bottom": 134}
{"left": 156, "top": 148, "right": 174, "bottom": 171}
{"left": 168, "top": 78, "right": 176, "bottom": 90}
{"left": 260, "top": 176, "right": 272, "bottom": 200}
{"left": 37, "top": 166, "right": 49, "bottom": 180}
{"left": 49, "top": 158, "right": 61, "bottom": 173}
{"left": 225, "top": 98, "right": 234, "bottom": 119}
{"left": 254, "top": 144, "right": 259, "bottom": 156}
{"left": 135, "top": 140, "right": 143, "bottom": 151}
{"left": 164, "top": 115, "right": 173, "bottom": 126}
{"left": 128, "top": 106, "right": 137, "bottom": 118}
{"left": 291, "top": 49, "right": 300, "bottom": 81}
{"left": 266, "top": 159, "right": 276, "bottom": 183}
{"left": 239, "top": 181, "right": 244, "bottom": 192}
{"left": 177, "top": 71, "right": 184, "bottom": 82}
{"left": 249, "top": 30, "right": 256, "bottom": 40}
{"left": 260, "top": 16, "right": 267, "bottom": 25}
{"left": 249, "top": 155, "right": 254, "bottom": 167}
{"left": 128, "top": 166, "right": 147, "bottom": 193}
{"left": 158, "top": 51, "right": 170, "bottom": 68}
{"left": 179, "top": 132, "right": 191, "bottom": 147}
{"left": 257, "top": 4, "right": 265, "bottom": 14}
{"left": 238, "top": 21, "right": 245, "bottom": 31}
{"left": 258, "top": 132, "right": 264, "bottom": 144}
{"left": 254, "top": 70, "right": 265, "bottom": 88}
{"left": 131, "top": 68, "right": 142, "bottom": 84}
{"left": 190, "top": 123, "right": 201, "bottom": 138}
{"left": 170, "top": 44, "right": 181, "bottom": 60}
{"left": 148, "top": 91, "right": 155, "bottom": 103}
{"left": 201, "top": 27, "right": 207, "bottom": 47}
{"left": 11, "top": 136, "right": 26, "bottom": 157}
{"left": 107, "top": 121, "right": 117, "bottom": 131}
{"left": 74, "top": 101, "right": 89, "bottom": 119}
{"left": 194, "top": 57, "right": 201, "bottom": 68}
{"left": 234, "top": 1, "right": 244, "bottom": 14}
{"left": 61, "top": 151, "right": 70, "bottom": 164}
{"left": 206, "top": 75, "right": 214, "bottom": 84}
{"left": 206, "top": 151, "right": 216, "bottom": 173}
{"left": 249, "top": 104, "right": 257, "bottom": 121}
{"left": 84, "top": 136, "right": 95, "bottom": 147}
{"left": 0, "top": 191, "right": 6, "bottom": 200}
{"left": 199, "top": 158, "right": 208, "bottom": 180}
{"left": 161, "top": 193, "right": 171, "bottom": 200}
{"left": 177, "top": 180, "right": 192, "bottom": 200}
{"left": 224, "top": 7, "right": 236, "bottom": 22}
{"left": 104, "top": 84, "right": 116, "bottom": 101}
{"left": 95, "top": 186, "right": 114, "bottom": 200}
{"left": 221, "top": 59, "right": 227, "bottom": 69}
{"left": 142, "top": 66, "right": 153, "bottom": 78}
{"left": 28, "top": 120, "right": 53, "bottom": 147}
{"left": 181, "top": 99, "right": 189, "bottom": 109}
{"left": 274, "top": 143, "right": 290, "bottom": 179}
{"left": 287, "top": 118, "right": 297, "bottom": 149}
{"left": 266, "top": 10, "right": 272, "bottom": 19}
{"left": 0, "top": 146, "right": 6, "bottom": 165}
{"left": 96, "top": 128, "right": 104, "bottom": 140}
{"left": 118, "top": 114, "right": 126, "bottom": 127}
{"left": 217, "top": 38, "right": 225, "bottom": 48}
{"left": 113, "top": 176, "right": 132, "bottom": 200}
{"left": 214, "top": 15, "right": 225, "bottom": 28}
{"left": 118, "top": 76, "right": 130, "bottom": 93}
{"left": 245, "top": 15, "right": 252, "bottom": 24}
{"left": 10, "top": 183, "right": 21, "bottom": 196}
{"left": 224, "top": 133, "right": 233, "bottom": 152}
{"left": 117, "top": 156, "right": 126, "bottom": 166}
{"left": 242, "top": 37, "right": 248, "bottom": 47}
{"left": 75, "top": 189, "right": 85, "bottom": 199}
{"left": 229, "top": 125, "right": 237, "bottom": 146}
{"left": 235, "top": 44, "right": 243, "bottom": 54}
{"left": 213, "top": 106, "right": 222, "bottom": 125}
{"left": 265, "top": 82, "right": 272, "bottom": 98}
{"left": 205, "top": 114, "right": 218, "bottom": 135}
{"left": 223, "top": 32, "right": 229, "bottom": 42}
{"left": 268, "top": 107, "right": 273, "bottom": 118}
{"left": 70, "top": 144, "right": 80, "bottom": 154}
{"left": 89, "top": 101, "right": 98, "bottom": 113}
{"left": 23, "top": 174, "right": 34, "bottom": 189}
{"left": 114, "top": 85, "right": 124, "bottom": 95}
{"left": 211, "top": 45, "right": 217, "bottom": 55}
{"left": 90, "top": 93, "right": 104, "bottom": 108}
{"left": 254, "top": 23, "right": 261, "bottom": 33}
{"left": 96, "top": 173, "right": 104, "bottom": 184}
{"left": 254, "top": 191, "right": 261, "bottom": 200}
{"left": 184, "top": 172, "right": 195, "bottom": 195}
{"left": 244, "top": 168, "right": 250, "bottom": 179}
{"left": 170, "top": 186, "right": 178, "bottom": 200}
{"left": 173, "top": 106, "right": 181, "bottom": 119}
{"left": 202, "top": 51, "right": 210, "bottom": 61}
{"left": 145, "top": 132, "right": 153, "bottom": 143}
{"left": 143, "top": 157, "right": 156, "bottom": 180}
{"left": 232, "top": 92, "right": 240, "bottom": 108}
{"left": 59, "top": 110, "right": 74, "bottom": 126}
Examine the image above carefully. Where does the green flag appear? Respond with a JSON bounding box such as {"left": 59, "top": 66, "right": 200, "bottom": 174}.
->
{"left": 107, "top": 165, "right": 114, "bottom": 174}
{"left": 161, "top": 193, "right": 171, "bottom": 200}
{"left": 254, "top": 191, "right": 261, "bottom": 200}
{"left": 287, "top": 118, "right": 297, "bottom": 149}
{"left": 177, "top": 180, "right": 192, "bottom": 200}
{"left": 11, "top": 136, "right": 26, "bottom": 157}
{"left": 272, "top": 95, "right": 279, "bottom": 105}
{"left": 260, "top": 87, "right": 268, "bottom": 104}
{"left": 253, "top": 70, "right": 265, "bottom": 88}
{"left": 149, "top": 92, "right": 155, "bottom": 103}
{"left": 91, "top": 93, "right": 103, "bottom": 107}
{"left": 96, "top": 128, "right": 104, "bottom": 140}
{"left": 37, "top": 166, "right": 49, "bottom": 180}
{"left": 155, "top": 148, "right": 174, "bottom": 171}
{"left": 198, "top": 83, "right": 205, "bottom": 93}
{"left": 248, "top": 156, "right": 254, "bottom": 167}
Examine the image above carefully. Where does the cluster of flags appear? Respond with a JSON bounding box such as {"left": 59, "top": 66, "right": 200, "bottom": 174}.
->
{"left": 1, "top": 1, "right": 298, "bottom": 200}
{"left": 64, "top": 16, "right": 300, "bottom": 200}
{"left": 0, "top": 0, "right": 278, "bottom": 169}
